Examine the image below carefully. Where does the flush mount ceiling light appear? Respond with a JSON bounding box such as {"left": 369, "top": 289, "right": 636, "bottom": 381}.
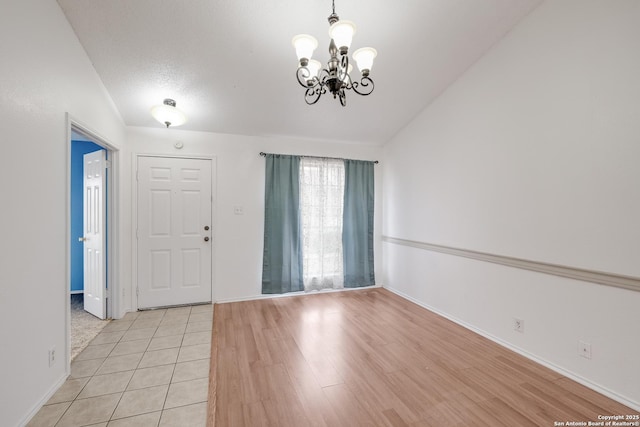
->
{"left": 150, "top": 98, "right": 187, "bottom": 128}
{"left": 292, "top": 0, "right": 377, "bottom": 106}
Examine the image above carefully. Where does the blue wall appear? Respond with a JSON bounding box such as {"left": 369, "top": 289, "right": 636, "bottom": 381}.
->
{"left": 70, "top": 140, "right": 105, "bottom": 292}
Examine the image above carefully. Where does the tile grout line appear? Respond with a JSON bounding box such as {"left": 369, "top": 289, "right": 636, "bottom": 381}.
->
{"left": 158, "top": 307, "right": 183, "bottom": 426}
{"left": 101, "top": 310, "right": 137, "bottom": 425}
{"left": 112, "top": 314, "right": 154, "bottom": 423}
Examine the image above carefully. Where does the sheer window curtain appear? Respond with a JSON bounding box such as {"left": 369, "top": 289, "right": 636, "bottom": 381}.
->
{"left": 300, "top": 158, "right": 345, "bottom": 291}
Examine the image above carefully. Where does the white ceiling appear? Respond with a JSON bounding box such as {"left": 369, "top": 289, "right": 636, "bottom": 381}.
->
{"left": 57, "top": 0, "right": 542, "bottom": 145}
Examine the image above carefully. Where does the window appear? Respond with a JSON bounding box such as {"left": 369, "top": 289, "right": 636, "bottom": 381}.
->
{"left": 261, "top": 153, "right": 375, "bottom": 295}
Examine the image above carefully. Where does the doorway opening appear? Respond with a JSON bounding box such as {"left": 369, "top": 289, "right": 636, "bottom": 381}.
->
{"left": 67, "top": 119, "right": 119, "bottom": 363}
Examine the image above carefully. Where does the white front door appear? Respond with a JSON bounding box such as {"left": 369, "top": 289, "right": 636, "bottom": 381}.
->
{"left": 83, "top": 150, "right": 106, "bottom": 319}
{"left": 137, "top": 156, "right": 213, "bottom": 309}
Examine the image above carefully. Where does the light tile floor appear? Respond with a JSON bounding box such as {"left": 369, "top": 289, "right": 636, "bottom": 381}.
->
{"left": 28, "top": 304, "right": 212, "bottom": 427}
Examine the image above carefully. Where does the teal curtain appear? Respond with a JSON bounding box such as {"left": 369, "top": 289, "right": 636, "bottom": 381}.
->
{"left": 342, "top": 160, "right": 375, "bottom": 287}
{"left": 262, "top": 154, "right": 304, "bottom": 294}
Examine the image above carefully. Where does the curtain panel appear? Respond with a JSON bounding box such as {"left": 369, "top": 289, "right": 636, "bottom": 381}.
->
{"left": 342, "top": 160, "right": 376, "bottom": 287}
{"left": 261, "top": 154, "right": 304, "bottom": 294}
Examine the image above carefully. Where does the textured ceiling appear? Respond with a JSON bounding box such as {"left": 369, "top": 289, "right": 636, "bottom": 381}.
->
{"left": 57, "top": 0, "right": 542, "bottom": 145}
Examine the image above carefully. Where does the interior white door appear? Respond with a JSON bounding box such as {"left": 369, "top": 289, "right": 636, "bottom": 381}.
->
{"left": 82, "top": 150, "right": 106, "bottom": 319}
{"left": 137, "top": 156, "right": 213, "bottom": 309}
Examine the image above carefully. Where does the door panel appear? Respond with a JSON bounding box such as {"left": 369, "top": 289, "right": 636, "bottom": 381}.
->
{"left": 83, "top": 150, "right": 106, "bottom": 319}
{"left": 137, "top": 156, "right": 213, "bottom": 308}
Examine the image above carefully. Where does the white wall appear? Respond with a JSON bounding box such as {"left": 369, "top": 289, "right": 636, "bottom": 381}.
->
{"left": 0, "top": 1, "right": 126, "bottom": 426}
{"left": 125, "top": 127, "right": 383, "bottom": 306}
{"left": 383, "top": 0, "right": 640, "bottom": 409}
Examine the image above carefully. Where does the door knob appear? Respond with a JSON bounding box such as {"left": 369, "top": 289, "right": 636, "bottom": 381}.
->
{"left": 204, "top": 226, "right": 210, "bottom": 231}
{"left": 78, "top": 237, "right": 87, "bottom": 242}
{"left": 204, "top": 236, "right": 210, "bottom": 242}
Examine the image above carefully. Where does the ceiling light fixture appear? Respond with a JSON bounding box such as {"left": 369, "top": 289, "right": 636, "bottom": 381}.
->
{"left": 292, "top": 0, "right": 377, "bottom": 106}
{"left": 150, "top": 98, "right": 187, "bottom": 128}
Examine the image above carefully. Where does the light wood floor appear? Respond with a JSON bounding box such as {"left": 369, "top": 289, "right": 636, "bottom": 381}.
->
{"left": 206, "top": 288, "right": 636, "bottom": 426}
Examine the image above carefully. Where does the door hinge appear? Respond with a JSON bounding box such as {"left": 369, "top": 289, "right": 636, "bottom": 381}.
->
{"left": 105, "top": 160, "right": 112, "bottom": 169}
{"left": 136, "top": 287, "right": 139, "bottom": 296}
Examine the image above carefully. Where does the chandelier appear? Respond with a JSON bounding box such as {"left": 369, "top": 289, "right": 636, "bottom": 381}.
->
{"left": 292, "top": 0, "right": 377, "bottom": 106}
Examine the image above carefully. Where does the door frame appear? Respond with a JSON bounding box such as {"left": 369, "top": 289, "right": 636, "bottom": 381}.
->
{"left": 65, "top": 114, "right": 120, "bottom": 371}
{"left": 132, "top": 154, "right": 216, "bottom": 310}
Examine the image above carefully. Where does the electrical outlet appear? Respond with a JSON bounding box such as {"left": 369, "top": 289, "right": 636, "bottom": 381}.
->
{"left": 48, "top": 347, "right": 56, "bottom": 367}
{"left": 578, "top": 341, "right": 592, "bottom": 359}
{"left": 513, "top": 318, "right": 524, "bottom": 333}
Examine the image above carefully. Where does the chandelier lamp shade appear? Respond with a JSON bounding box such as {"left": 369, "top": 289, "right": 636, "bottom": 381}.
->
{"left": 150, "top": 98, "right": 187, "bottom": 128}
{"left": 292, "top": 0, "right": 377, "bottom": 106}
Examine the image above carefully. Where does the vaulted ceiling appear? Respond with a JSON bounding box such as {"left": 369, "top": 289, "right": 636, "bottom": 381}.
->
{"left": 57, "top": 0, "right": 542, "bottom": 145}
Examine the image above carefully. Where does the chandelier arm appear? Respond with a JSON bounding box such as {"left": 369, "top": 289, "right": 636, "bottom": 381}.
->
{"left": 339, "top": 88, "right": 347, "bottom": 106}
{"left": 304, "top": 85, "right": 323, "bottom": 105}
{"left": 318, "top": 68, "right": 331, "bottom": 82}
{"left": 341, "top": 70, "right": 354, "bottom": 90}
{"left": 351, "top": 76, "right": 375, "bottom": 96}
{"left": 338, "top": 54, "right": 350, "bottom": 83}
{"left": 301, "top": 68, "right": 330, "bottom": 105}
{"left": 296, "top": 66, "right": 313, "bottom": 88}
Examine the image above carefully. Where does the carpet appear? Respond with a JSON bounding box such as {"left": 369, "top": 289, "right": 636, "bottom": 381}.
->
{"left": 70, "top": 294, "right": 110, "bottom": 361}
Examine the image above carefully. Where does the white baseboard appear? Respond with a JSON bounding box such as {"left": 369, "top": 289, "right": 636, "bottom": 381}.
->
{"left": 383, "top": 285, "right": 640, "bottom": 412}
{"left": 19, "top": 373, "right": 68, "bottom": 427}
